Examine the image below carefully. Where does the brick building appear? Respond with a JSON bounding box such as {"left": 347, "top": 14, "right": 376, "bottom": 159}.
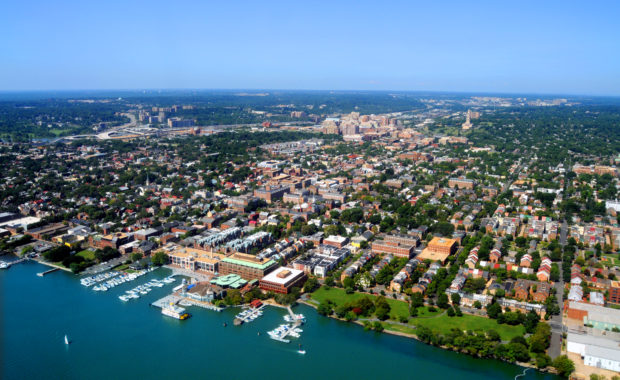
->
{"left": 259, "top": 267, "right": 307, "bottom": 294}
{"left": 219, "top": 253, "right": 277, "bottom": 280}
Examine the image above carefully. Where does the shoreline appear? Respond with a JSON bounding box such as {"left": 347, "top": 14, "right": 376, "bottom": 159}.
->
{"left": 6, "top": 254, "right": 73, "bottom": 273}
{"left": 31, "top": 258, "right": 73, "bottom": 273}
{"left": 296, "top": 298, "right": 555, "bottom": 376}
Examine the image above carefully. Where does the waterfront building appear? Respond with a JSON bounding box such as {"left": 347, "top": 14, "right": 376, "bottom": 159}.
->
{"left": 259, "top": 267, "right": 307, "bottom": 294}
{"left": 567, "top": 332, "right": 620, "bottom": 372}
{"left": 219, "top": 253, "right": 277, "bottom": 280}
{"left": 166, "top": 246, "right": 223, "bottom": 274}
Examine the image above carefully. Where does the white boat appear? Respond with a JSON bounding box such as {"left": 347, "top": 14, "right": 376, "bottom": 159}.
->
{"left": 297, "top": 350, "right": 306, "bottom": 355}
{"left": 64, "top": 335, "right": 70, "bottom": 345}
{"left": 161, "top": 303, "right": 190, "bottom": 320}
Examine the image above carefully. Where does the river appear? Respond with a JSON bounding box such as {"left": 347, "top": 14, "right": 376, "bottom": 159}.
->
{"left": 1, "top": 261, "right": 559, "bottom": 379}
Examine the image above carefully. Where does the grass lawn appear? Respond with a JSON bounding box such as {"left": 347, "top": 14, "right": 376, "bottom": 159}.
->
{"left": 76, "top": 249, "right": 96, "bottom": 260}
{"left": 383, "top": 323, "right": 417, "bottom": 335}
{"left": 114, "top": 264, "right": 130, "bottom": 271}
{"left": 312, "top": 287, "right": 525, "bottom": 341}
{"left": 601, "top": 254, "right": 619, "bottom": 267}
{"left": 409, "top": 313, "right": 525, "bottom": 341}
{"left": 311, "top": 286, "right": 410, "bottom": 319}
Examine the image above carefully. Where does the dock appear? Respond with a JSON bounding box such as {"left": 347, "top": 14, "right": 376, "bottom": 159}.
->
{"left": 234, "top": 305, "right": 265, "bottom": 325}
{"left": 152, "top": 294, "right": 223, "bottom": 312}
{"left": 5, "top": 258, "right": 27, "bottom": 268}
{"left": 268, "top": 306, "right": 304, "bottom": 343}
{"left": 37, "top": 268, "right": 59, "bottom": 277}
{"left": 151, "top": 294, "right": 182, "bottom": 309}
{"left": 182, "top": 299, "right": 223, "bottom": 312}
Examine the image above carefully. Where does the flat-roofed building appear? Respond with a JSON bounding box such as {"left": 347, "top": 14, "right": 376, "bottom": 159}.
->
{"left": 448, "top": 178, "right": 475, "bottom": 190}
{"left": 254, "top": 186, "right": 289, "bottom": 203}
{"left": 259, "top": 266, "right": 307, "bottom": 294}
{"left": 567, "top": 332, "right": 620, "bottom": 372}
{"left": 219, "top": 253, "right": 277, "bottom": 280}
{"left": 566, "top": 301, "right": 620, "bottom": 331}
{"left": 323, "top": 235, "right": 349, "bottom": 248}
{"left": 372, "top": 240, "right": 414, "bottom": 258}
{"left": 167, "top": 246, "right": 223, "bottom": 274}
{"left": 417, "top": 237, "right": 458, "bottom": 263}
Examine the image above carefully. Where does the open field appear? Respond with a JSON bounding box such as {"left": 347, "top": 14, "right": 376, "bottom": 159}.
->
{"left": 76, "top": 250, "right": 96, "bottom": 260}
{"left": 312, "top": 287, "right": 525, "bottom": 341}
{"left": 311, "top": 286, "right": 410, "bottom": 319}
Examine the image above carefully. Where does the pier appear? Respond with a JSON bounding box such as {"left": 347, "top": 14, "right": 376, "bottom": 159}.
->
{"left": 182, "top": 299, "right": 224, "bottom": 312}
{"left": 151, "top": 294, "right": 182, "bottom": 309}
{"left": 152, "top": 293, "right": 224, "bottom": 312}
{"left": 37, "top": 268, "right": 59, "bottom": 277}
{"left": 234, "top": 305, "right": 265, "bottom": 325}
{"left": 5, "top": 258, "right": 27, "bottom": 267}
{"left": 268, "top": 306, "right": 304, "bottom": 343}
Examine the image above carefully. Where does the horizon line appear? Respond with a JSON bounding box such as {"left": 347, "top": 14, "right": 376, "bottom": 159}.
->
{"left": 0, "top": 87, "right": 619, "bottom": 99}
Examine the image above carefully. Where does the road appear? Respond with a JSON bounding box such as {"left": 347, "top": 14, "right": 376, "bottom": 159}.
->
{"left": 80, "top": 254, "right": 130, "bottom": 276}
{"left": 58, "top": 117, "right": 315, "bottom": 141}
{"left": 548, "top": 219, "right": 569, "bottom": 358}
{"left": 559, "top": 219, "right": 568, "bottom": 246}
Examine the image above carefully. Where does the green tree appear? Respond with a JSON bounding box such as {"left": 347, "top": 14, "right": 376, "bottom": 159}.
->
{"left": 224, "top": 289, "right": 243, "bottom": 305}
{"left": 317, "top": 302, "right": 332, "bottom": 316}
{"left": 437, "top": 293, "right": 449, "bottom": 309}
{"left": 303, "top": 277, "right": 319, "bottom": 293}
{"left": 131, "top": 252, "right": 143, "bottom": 263}
{"left": 486, "top": 329, "right": 500, "bottom": 342}
{"left": 411, "top": 292, "right": 424, "bottom": 309}
{"left": 451, "top": 293, "right": 461, "bottom": 306}
{"left": 486, "top": 302, "right": 502, "bottom": 319}
{"left": 374, "top": 296, "right": 391, "bottom": 321}
{"left": 524, "top": 310, "right": 540, "bottom": 334}
{"left": 151, "top": 251, "right": 168, "bottom": 266}
{"left": 552, "top": 355, "right": 575, "bottom": 378}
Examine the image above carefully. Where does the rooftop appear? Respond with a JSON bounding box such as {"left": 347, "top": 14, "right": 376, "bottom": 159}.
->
{"left": 261, "top": 266, "right": 305, "bottom": 285}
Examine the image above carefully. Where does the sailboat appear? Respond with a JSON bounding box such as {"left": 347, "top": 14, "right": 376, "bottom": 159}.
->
{"left": 64, "top": 335, "right": 70, "bottom": 345}
{"left": 297, "top": 343, "right": 305, "bottom": 354}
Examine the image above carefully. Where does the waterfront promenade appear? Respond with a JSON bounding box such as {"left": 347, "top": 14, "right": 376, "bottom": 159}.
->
{"left": 164, "top": 265, "right": 212, "bottom": 281}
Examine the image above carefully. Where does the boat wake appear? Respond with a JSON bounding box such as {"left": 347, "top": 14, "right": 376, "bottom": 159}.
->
{"left": 514, "top": 368, "right": 529, "bottom": 380}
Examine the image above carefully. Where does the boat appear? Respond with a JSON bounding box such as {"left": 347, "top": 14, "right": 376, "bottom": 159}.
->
{"left": 297, "top": 350, "right": 306, "bottom": 355}
{"left": 64, "top": 335, "right": 70, "bottom": 345}
{"left": 284, "top": 313, "right": 306, "bottom": 323}
{"left": 161, "top": 303, "right": 190, "bottom": 320}
{"left": 0, "top": 261, "right": 9, "bottom": 269}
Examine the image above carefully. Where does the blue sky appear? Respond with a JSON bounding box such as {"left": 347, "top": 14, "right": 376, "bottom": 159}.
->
{"left": 1, "top": 0, "right": 619, "bottom": 95}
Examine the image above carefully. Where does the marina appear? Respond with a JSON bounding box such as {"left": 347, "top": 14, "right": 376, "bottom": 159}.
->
{"left": 233, "top": 305, "right": 265, "bottom": 325}
{"left": 119, "top": 276, "right": 176, "bottom": 301}
{"left": 267, "top": 307, "right": 306, "bottom": 343}
{"left": 2, "top": 261, "right": 556, "bottom": 380}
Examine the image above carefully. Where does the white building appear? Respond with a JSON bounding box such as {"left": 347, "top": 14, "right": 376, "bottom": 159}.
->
{"left": 567, "top": 333, "right": 620, "bottom": 372}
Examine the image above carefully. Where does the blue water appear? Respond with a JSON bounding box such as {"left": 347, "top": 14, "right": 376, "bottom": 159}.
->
{"left": 1, "top": 261, "right": 558, "bottom": 379}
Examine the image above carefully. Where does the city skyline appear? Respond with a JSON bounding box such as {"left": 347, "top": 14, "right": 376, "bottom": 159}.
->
{"left": 2, "top": 0, "right": 620, "bottom": 95}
